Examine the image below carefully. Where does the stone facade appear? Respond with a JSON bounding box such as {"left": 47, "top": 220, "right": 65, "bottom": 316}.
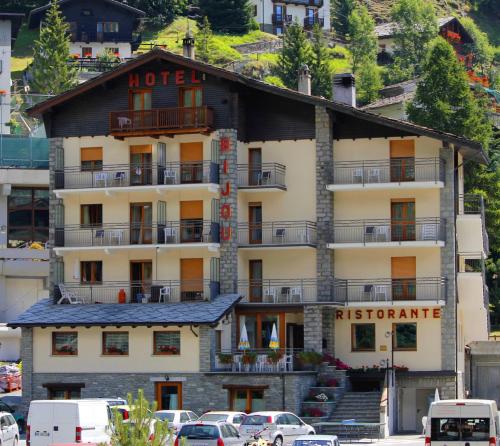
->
{"left": 199, "top": 325, "right": 215, "bottom": 372}
{"left": 304, "top": 306, "right": 323, "bottom": 352}
{"left": 396, "top": 374, "right": 456, "bottom": 400}
{"left": 20, "top": 327, "right": 33, "bottom": 413}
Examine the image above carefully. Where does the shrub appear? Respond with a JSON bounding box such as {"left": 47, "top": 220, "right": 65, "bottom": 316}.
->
{"left": 242, "top": 351, "right": 257, "bottom": 365}
{"left": 217, "top": 353, "right": 233, "bottom": 364}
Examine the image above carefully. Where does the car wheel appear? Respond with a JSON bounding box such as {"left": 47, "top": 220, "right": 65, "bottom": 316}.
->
{"left": 308, "top": 432, "right": 315, "bottom": 435}
{"left": 273, "top": 436, "right": 283, "bottom": 446}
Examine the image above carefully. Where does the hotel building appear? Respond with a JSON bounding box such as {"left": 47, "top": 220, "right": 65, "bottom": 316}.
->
{"left": 11, "top": 46, "right": 489, "bottom": 433}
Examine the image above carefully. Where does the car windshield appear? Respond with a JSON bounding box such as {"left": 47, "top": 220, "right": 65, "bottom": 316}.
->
{"left": 155, "top": 412, "right": 175, "bottom": 422}
{"left": 178, "top": 425, "right": 219, "bottom": 439}
{"left": 241, "top": 415, "right": 269, "bottom": 426}
{"left": 200, "top": 414, "right": 229, "bottom": 422}
{"left": 295, "top": 441, "right": 333, "bottom": 446}
{"left": 431, "top": 418, "right": 490, "bottom": 441}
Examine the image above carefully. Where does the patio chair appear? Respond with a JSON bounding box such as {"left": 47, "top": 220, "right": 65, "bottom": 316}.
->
{"left": 110, "top": 230, "right": 123, "bottom": 245}
{"left": 233, "top": 354, "right": 243, "bottom": 372}
{"left": 422, "top": 223, "right": 438, "bottom": 241}
{"left": 352, "top": 168, "right": 363, "bottom": 184}
{"left": 364, "top": 226, "right": 376, "bottom": 242}
{"left": 280, "top": 287, "right": 291, "bottom": 303}
{"left": 94, "top": 171, "right": 108, "bottom": 187}
{"left": 368, "top": 168, "right": 381, "bottom": 183}
{"left": 273, "top": 228, "right": 286, "bottom": 244}
{"left": 264, "top": 287, "right": 277, "bottom": 303}
{"left": 164, "top": 169, "right": 177, "bottom": 185}
{"left": 164, "top": 227, "right": 177, "bottom": 244}
{"left": 290, "top": 287, "right": 302, "bottom": 303}
{"left": 363, "top": 284, "right": 374, "bottom": 302}
{"left": 376, "top": 225, "right": 390, "bottom": 242}
{"left": 159, "top": 286, "right": 171, "bottom": 303}
{"left": 114, "top": 171, "right": 126, "bottom": 186}
{"left": 261, "top": 171, "right": 272, "bottom": 185}
{"left": 374, "top": 285, "right": 389, "bottom": 302}
{"left": 256, "top": 354, "right": 269, "bottom": 372}
{"left": 95, "top": 229, "right": 105, "bottom": 245}
{"left": 57, "top": 284, "right": 83, "bottom": 304}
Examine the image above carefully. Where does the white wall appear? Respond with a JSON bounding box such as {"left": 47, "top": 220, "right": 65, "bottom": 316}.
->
{"left": 70, "top": 42, "right": 132, "bottom": 59}
{"left": 0, "top": 20, "right": 12, "bottom": 134}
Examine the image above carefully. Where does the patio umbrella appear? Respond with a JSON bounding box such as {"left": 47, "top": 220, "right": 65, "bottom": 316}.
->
{"left": 434, "top": 388, "right": 440, "bottom": 402}
{"left": 269, "top": 323, "right": 279, "bottom": 350}
{"left": 238, "top": 323, "right": 250, "bottom": 350}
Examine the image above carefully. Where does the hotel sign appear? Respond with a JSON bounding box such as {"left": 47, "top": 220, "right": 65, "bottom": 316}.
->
{"left": 336, "top": 308, "right": 441, "bottom": 320}
{"left": 219, "top": 136, "right": 232, "bottom": 241}
{"left": 128, "top": 70, "right": 203, "bottom": 87}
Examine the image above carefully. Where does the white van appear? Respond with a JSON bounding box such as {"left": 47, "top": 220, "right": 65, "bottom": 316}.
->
{"left": 27, "top": 399, "right": 112, "bottom": 446}
{"left": 425, "top": 399, "right": 499, "bottom": 446}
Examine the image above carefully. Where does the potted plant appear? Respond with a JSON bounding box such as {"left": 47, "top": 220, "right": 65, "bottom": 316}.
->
{"left": 217, "top": 353, "right": 233, "bottom": 365}
{"left": 242, "top": 351, "right": 257, "bottom": 370}
{"left": 297, "top": 351, "right": 323, "bottom": 371}
{"left": 267, "top": 350, "right": 284, "bottom": 365}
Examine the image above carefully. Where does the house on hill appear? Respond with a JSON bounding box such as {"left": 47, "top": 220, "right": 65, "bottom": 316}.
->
{"left": 28, "top": 0, "right": 145, "bottom": 59}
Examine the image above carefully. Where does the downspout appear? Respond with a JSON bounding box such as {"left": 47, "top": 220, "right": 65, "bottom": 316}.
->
{"left": 454, "top": 148, "right": 459, "bottom": 397}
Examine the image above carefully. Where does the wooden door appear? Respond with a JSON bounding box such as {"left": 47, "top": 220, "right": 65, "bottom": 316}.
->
{"left": 249, "top": 260, "right": 263, "bottom": 303}
{"left": 156, "top": 382, "right": 182, "bottom": 410}
{"left": 390, "top": 140, "right": 415, "bottom": 182}
{"left": 180, "top": 201, "right": 203, "bottom": 242}
{"left": 129, "top": 89, "right": 152, "bottom": 129}
{"left": 180, "top": 258, "right": 203, "bottom": 301}
{"left": 391, "top": 199, "right": 415, "bottom": 241}
{"left": 130, "top": 203, "right": 153, "bottom": 244}
{"left": 391, "top": 257, "right": 416, "bottom": 301}
{"left": 249, "top": 203, "right": 262, "bottom": 244}
{"left": 130, "top": 260, "right": 152, "bottom": 303}
{"left": 179, "top": 87, "right": 203, "bottom": 126}
{"left": 180, "top": 142, "right": 203, "bottom": 183}
{"left": 249, "top": 148, "right": 262, "bottom": 186}
{"left": 130, "top": 145, "right": 152, "bottom": 185}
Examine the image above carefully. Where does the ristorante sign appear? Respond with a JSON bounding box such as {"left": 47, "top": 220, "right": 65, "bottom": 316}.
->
{"left": 336, "top": 308, "right": 441, "bottom": 320}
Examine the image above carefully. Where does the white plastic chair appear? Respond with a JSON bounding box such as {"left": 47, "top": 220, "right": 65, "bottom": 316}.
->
{"left": 95, "top": 172, "right": 108, "bottom": 187}
{"left": 164, "top": 227, "right": 177, "bottom": 244}
{"left": 261, "top": 171, "right": 272, "bottom": 185}
{"left": 290, "top": 287, "right": 302, "bottom": 303}
{"left": 164, "top": 169, "right": 177, "bottom": 184}
{"left": 233, "top": 355, "right": 243, "bottom": 372}
{"left": 375, "top": 285, "right": 389, "bottom": 302}
{"left": 256, "top": 354, "right": 268, "bottom": 372}
{"left": 264, "top": 287, "right": 277, "bottom": 303}
{"left": 114, "top": 171, "right": 126, "bottom": 186}
{"left": 57, "top": 284, "right": 83, "bottom": 304}
{"left": 376, "top": 225, "right": 390, "bottom": 241}
{"left": 159, "top": 286, "right": 171, "bottom": 303}
{"left": 273, "top": 228, "right": 286, "bottom": 244}
{"left": 368, "top": 168, "right": 381, "bottom": 183}
{"left": 422, "top": 223, "right": 437, "bottom": 241}
{"left": 110, "top": 230, "right": 123, "bottom": 245}
{"left": 352, "top": 168, "right": 363, "bottom": 184}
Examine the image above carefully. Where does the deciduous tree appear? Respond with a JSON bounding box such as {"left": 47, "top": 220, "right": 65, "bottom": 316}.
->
{"left": 195, "top": 16, "right": 214, "bottom": 63}
{"left": 309, "top": 24, "right": 333, "bottom": 98}
{"left": 330, "top": 0, "right": 356, "bottom": 37}
{"left": 197, "top": 0, "right": 253, "bottom": 34}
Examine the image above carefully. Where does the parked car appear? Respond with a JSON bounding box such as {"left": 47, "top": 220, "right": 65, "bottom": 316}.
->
{"left": 293, "top": 435, "right": 339, "bottom": 446}
{"left": 239, "top": 412, "right": 315, "bottom": 446}
{"left": 0, "top": 398, "right": 25, "bottom": 433}
{"left": 154, "top": 410, "right": 199, "bottom": 433}
{"left": 199, "top": 412, "right": 246, "bottom": 428}
{"left": 0, "top": 412, "right": 19, "bottom": 446}
{"left": 27, "top": 400, "right": 112, "bottom": 446}
{"left": 175, "top": 421, "right": 244, "bottom": 446}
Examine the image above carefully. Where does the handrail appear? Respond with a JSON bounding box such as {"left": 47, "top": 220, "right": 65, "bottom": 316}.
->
{"left": 238, "top": 221, "right": 317, "bottom": 245}
{"left": 237, "top": 163, "right": 286, "bottom": 188}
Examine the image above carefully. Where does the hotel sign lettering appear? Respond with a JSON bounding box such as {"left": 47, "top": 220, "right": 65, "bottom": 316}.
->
{"left": 128, "top": 70, "right": 203, "bottom": 88}
{"left": 336, "top": 308, "right": 441, "bottom": 320}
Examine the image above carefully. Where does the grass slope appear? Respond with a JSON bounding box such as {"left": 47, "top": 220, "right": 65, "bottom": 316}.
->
{"left": 11, "top": 24, "right": 38, "bottom": 79}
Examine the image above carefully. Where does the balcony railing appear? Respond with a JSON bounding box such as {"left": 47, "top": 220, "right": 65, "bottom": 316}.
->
{"left": 332, "top": 158, "right": 445, "bottom": 186}
{"left": 213, "top": 348, "right": 303, "bottom": 373}
{"left": 272, "top": 0, "right": 323, "bottom": 6}
{"left": 237, "top": 163, "right": 286, "bottom": 189}
{"left": 458, "top": 194, "right": 488, "bottom": 254}
{"left": 109, "top": 107, "right": 214, "bottom": 135}
{"left": 55, "top": 280, "right": 217, "bottom": 304}
{"left": 272, "top": 14, "right": 292, "bottom": 25}
{"left": 70, "top": 31, "right": 140, "bottom": 44}
{"left": 332, "top": 277, "right": 447, "bottom": 304}
{"left": 54, "top": 221, "right": 219, "bottom": 248}
{"left": 55, "top": 161, "right": 219, "bottom": 190}
{"left": 303, "top": 17, "right": 325, "bottom": 28}
{"left": 331, "top": 218, "right": 445, "bottom": 244}
{"left": 0, "top": 136, "right": 48, "bottom": 169}
{"left": 67, "top": 57, "right": 128, "bottom": 72}
{"left": 238, "top": 221, "right": 317, "bottom": 246}
{"left": 237, "top": 279, "right": 317, "bottom": 303}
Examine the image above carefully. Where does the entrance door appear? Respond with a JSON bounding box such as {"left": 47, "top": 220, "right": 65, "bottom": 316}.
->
{"left": 180, "top": 201, "right": 203, "bottom": 243}
{"left": 416, "top": 389, "right": 435, "bottom": 433}
{"left": 400, "top": 388, "right": 417, "bottom": 432}
{"left": 249, "top": 203, "right": 262, "bottom": 244}
{"left": 130, "top": 203, "right": 153, "bottom": 244}
{"left": 286, "top": 324, "right": 304, "bottom": 350}
{"left": 390, "top": 140, "right": 415, "bottom": 182}
{"left": 130, "top": 145, "right": 153, "bottom": 185}
{"left": 130, "top": 260, "right": 152, "bottom": 303}
{"left": 180, "top": 258, "right": 203, "bottom": 301}
{"left": 180, "top": 87, "right": 203, "bottom": 127}
{"left": 180, "top": 142, "right": 203, "bottom": 184}
{"left": 156, "top": 383, "right": 182, "bottom": 410}
{"left": 391, "top": 200, "right": 415, "bottom": 241}
{"left": 249, "top": 148, "right": 262, "bottom": 186}
{"left": 391, "top": 257, "right": 416, "bottom": 301}
{"left": 249, "top": 260, "right": 263, "bottom": 303}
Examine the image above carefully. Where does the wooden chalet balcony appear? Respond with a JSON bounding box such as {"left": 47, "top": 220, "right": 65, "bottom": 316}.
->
{"left": 303, "top": 17, "right": 325, "bottom": 29}
{"left": 109, "top": 106, "right": 214, "bottom": 138}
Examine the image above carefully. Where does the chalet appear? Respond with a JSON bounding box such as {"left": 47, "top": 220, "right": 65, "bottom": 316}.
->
{"left": 28, "top": 0, "right": 145, "bottom": 59}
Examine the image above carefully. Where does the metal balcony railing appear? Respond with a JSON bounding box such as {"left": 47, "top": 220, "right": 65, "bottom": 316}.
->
{"left": 109, "top": 107, "right": 214, "bottom": 134}
{"left": 458, "top": 194, "right": 489, "bottom": 254}
{"left": 272, "top": 0, "right": 323, "bottom": 6}
{"left": 54, "top": 221, "right": 219, "bottom": 248}
{"left": 331, "top": 218, "right": 446, "bottom": 244}
{"left": 237, "top": 163, "right": 286, "bottom": 189}
{"left": 238, "top": 221, "right": 317, "bottom": 246}
{"left": 55, "top": 280, "right": 216, "bottom": 304}
{"left": 272, "top": 14, "right": 292, "bottom": 25}
{"left": 332, "top": 158, "right": 445, "bottom": 186}
{"left": 333, "top": 277, "right": 447, "bottom": 304}
{"left": 55, "top": 161, "right": 219, "bottom": 190}
{"left": 303, "top": 17, "right": 325, "bottom": 28}
{"left": 237, "top": 279, "right": 317, "bottom": 303}
{"left": 213, "top": 348, "right": 304, "bottom": 372}
{"left": 0, "top": 136, "right": 48, "bottom": 169}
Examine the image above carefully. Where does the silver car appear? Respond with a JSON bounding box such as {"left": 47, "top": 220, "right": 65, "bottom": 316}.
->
{"left": 175, "top": 421, "right": 245, "bottom": 446}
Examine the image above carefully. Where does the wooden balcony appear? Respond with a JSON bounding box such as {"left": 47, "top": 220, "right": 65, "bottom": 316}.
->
{"left": 109, "top": 106, "right": 214, "bottom": 138}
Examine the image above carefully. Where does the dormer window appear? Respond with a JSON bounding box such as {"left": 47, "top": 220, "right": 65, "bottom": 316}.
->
{"left": 97, "top": 22, "right": 119, "bottom": 34}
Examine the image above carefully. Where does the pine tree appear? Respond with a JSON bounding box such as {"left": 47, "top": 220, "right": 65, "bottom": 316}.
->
{"left": 133, "top": 0, "right": 187, "bottom": 26}
{"left": 196, "top": 16, "right": 214, "bottom": 63}
{"left": 357, "top": 62, "right": 383, "bottom": 104}
{"left": 407, "top": 37, "right": 492, "bottom": 147}
{"left": 277, "top": 22, "right": 312, "bottom": 91}
{"left": 347, "top": 4, "right": 377, "bottom": 73}
{"left": 197, "top": 0, "right": 252, "bottom": 34}
{"left": 330, "top": 0, "right": 356, "bottom": 37}
{"left": 309, "top": 24, "right": 332, "bottom": 98}
{"left": 30, "top": 0, "right": 77, "bottom": 95}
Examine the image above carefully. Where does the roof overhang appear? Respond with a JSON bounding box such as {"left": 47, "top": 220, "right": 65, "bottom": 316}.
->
{"left": 0, "top": 13, "right": 25, "bottom": 42}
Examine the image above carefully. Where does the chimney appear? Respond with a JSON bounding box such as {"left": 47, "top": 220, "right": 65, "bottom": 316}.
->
{"left": 332, "top": 73, "right": 356, "bottom": 107}
{"left": 298, "top": 64, "right": 311, "bottom": 96}
{"left": 182, "top": 31, "right": 195, "bottom": 60}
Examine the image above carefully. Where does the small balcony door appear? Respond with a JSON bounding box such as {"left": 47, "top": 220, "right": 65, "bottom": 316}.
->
{"left": 129, "top": 89, "right": 152, "bottom": 129}
{"left": 130, "top": 145, "right": 153, "bottom": 186}
{"left": 130, "top": 203, "right": 153, "bottom": 244}
{"left": 391, "top": 257, "right": 416, "bottom": 301}
{"left": 249, "top": 260, "right": 263, "bottom": 303}
{"left": 179, "top": 87, "right": 203, "bottom": 127}
{"left": 273, "top": 4, "right": 286, "bottom": 21}
{"left": 249, "top": 148, "right": 262, "bottom": 186}
{"left": 130, "top": 260, "right": 152, "bottom": 303}
{"left": 390, "top": 140, "right": 415, "bottom": 182}
{"left": 249, "top": 203, "right": 262, "bottom": 244}
{"left": 180, "top": 258, "right": 203, "bottom": 301}
{"left": 156, "top": 382, "right": 182, "bottom": 410}
{"left": 180, "top": 142, "right": 203, "bottom": 184}
{"left": 180, "top": 201, "right": 203, "bottom": 243}
{"left": 391, "top": 199, "right": 415, "bottom": 241}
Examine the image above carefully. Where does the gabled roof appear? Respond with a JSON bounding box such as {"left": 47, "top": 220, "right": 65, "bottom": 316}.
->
{"left": 8, "top": 294, "right": 241, "bottom": 328}
{"left": 0, "top": 13, "right": 24, "bottom": 42}
{"left": 27, "top": 48, "right": 487, "bottom": 163}
{"left": 361, "top": 92, "right": 415, "bottom": 111}
{"left": 28, "top": 0, "right": 145, "bottom": 28}
{"left": 375, "top": 16, "right": 470, "bottom": 40}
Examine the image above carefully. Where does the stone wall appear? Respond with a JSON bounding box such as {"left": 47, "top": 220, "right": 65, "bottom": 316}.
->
{"left": 20, "top": 327, "right": 33, "bottom": 414}
{"left": 304, "top": 306, "right": 323, "bottom": 352}
{"left": 396, "top": 374, "right": 456, "bottom": 400}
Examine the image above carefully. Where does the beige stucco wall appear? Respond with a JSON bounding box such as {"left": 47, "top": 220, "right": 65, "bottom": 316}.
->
{"left": 334, "top": 306, "right": 442, "bottom": 370}
{"left": 456, "top": 216, "right": 485, "bottom": 255}
{"left": 33, "top": 326, "right": 200, "bottom": 373}
{"left": 70, "top": 42, "right": 132, "bottom": 59}
{"left": 457, "top": 273, "right": 489, "bottom": 344}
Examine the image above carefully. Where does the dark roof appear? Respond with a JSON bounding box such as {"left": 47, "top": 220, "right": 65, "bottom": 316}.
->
{"left": 375, "top": 16, "right": 457, "bottom": 38}
{"left": 0, "top": 13, "right": 25, "bottom": 42}
{"left": 361, "top": 92, "right": 415, "bottom": 110}
{"left": 28, "top": 0, "right": 145, "bottom": 28}
{"left": 26, "top": 48, "right": 487, "bottom": 164}
{"left": 8, "top": 294, "right": 241, "bottom": 328}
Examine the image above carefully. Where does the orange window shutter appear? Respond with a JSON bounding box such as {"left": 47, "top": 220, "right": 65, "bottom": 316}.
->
{"left": 391, "top": 257, "right": 416, "bottom": 279}
{"left": 180, "top": 142, "right": 203, "bottom": 162}
{"left": 180, "top": 200, "right": 203, "bottom": 219}
{"left": 181, "top": 258, "right": 203, "bottom": 292}
{"left": 390, "top": 140, "right": 415, "bottom": 158}
{"left": 81, "top": 147, "right": 103, "bottom": 161}
{"left": 130, "top": 144, "right": 152, "bottom": 154}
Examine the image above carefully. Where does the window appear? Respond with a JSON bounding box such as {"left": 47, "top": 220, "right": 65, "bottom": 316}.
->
{"left": 52, "top": 332, "right": 78, "bottom": 356}
{"left": 153, "top": 331, "right": 181, "bottom": 355}
{"left": 274, "top": 26, "right": 283, "bottom": 35}
{"left": 47, "top": 386, "right": 82, "bottom": 400}
{"left": 228, "top": 388, "right": 265, "bottom": 413}
{"left": 80, "top": 261, "right": 102, "bottom": 284}
{"left": 393, "top": 323, "right": 417, "bottom": 351}
{"left": 253, "top": 4, "right": 258, "bottom": 16}
{"left": 431, "top": 418, "right": 490, "bottom": 442}
{"left": 216, "top": 330, "right": 222, "bottom": 351}
{"left": 8, "top": 187, "right": 49, "bottom": 248}
{"left": 102, "top": 332, "right": 129, "bottom": 355}
{"left": 81, "top": 8, "right": 93, "bottom": 16}
{"left": 105, "top": 47, "right": 119, "bottom": 55}
{"left": 81, "top": 47, "right": 92, "bottom": 58}
{"left": 97, "top": 22, "right": 119, "bottom": 33}
{"left": 351, "top": 324, "right": 375, "bottom": 351}
{"left": 81, "top": 204, "right": 102, "bottom": 226}
{"left": 81, "top": 147, "right": 102, "bottom": 171}
{"left": 180, "top": 413, "right": 189, "bottom": 423}
{"left": 129, "top": 89, "right": 152, "bottom": 111}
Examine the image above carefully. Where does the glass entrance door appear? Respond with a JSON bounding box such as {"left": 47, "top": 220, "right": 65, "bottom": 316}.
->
{"left": 130, "top": 203, "right": 153, "bottom": 244}
{"left": 249, "top": 203, "right": 262, "bottom": 244}
{"left": 130, "top": 260, "right": 152, "bottom": 303}
{"left": 156, "top": 383, "right": 182, "bottom": 410}
{"left": 130, "top": 145, "right": 152, "bottom": 186}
